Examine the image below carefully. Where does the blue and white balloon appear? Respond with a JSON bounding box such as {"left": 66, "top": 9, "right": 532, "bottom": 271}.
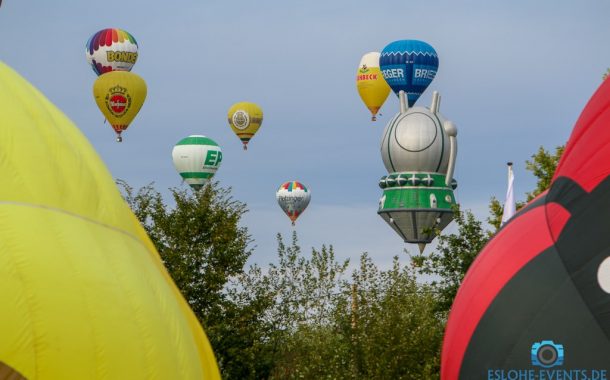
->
{"left": 380, "top": 40, "right": 439, "bottom": 107}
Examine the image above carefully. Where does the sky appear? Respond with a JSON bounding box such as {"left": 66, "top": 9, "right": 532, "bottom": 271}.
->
{"left": 1, "top": 1, "right": 609, "bottom": 269}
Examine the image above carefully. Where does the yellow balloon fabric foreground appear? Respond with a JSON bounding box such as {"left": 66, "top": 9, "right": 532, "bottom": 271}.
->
{"left": 93, "top": 70, "right": 147, "bottom": 141}
{"left": 356, "top": 52, "right": 390, "bottom": 121}
{"left": 0, "top": 62, "right": 220, "bottom": 379}
{"left": 227, "top": 101, "right": 263, "bottom": 150}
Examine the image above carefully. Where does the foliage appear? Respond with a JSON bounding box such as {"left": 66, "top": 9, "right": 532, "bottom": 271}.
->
{"left": 525, "top": 145, "right": 565, "bottom": 201}
{"left": 411, "top": 206, "right": 490, "bottom": 313}
{"left": 261, "top": 232, "right": 350, "bottom": 331}
{"left": 118, "top": 181, "right": 257, "bottom": 377}
{"left": 119, "top": 181, "right": 251, "bottom": 318}
{"left": 487, "top": 145, "right": 564, "bottom": 231}
{"left": 118, "top": 143, "right": 566, "bottom": 378}
{"left": 412, "top": 145, "right": 564, "bottom": 313}
{"left": 347, "top": 255, "right": 444, "bottom": 380}
{"left": 487, "top": 196, "right": 527, "bottom": 231}
{"left": 487, "top": 196, "right": 505, "bottom": 231}
{"left": 213, "top": 232, "right": 444, "bottom": 379}
{"left": 265, "top": 252, "right": 443, "bottom": 380}
{"left": 227, "top": 232, "right": 351, "bottom": 379}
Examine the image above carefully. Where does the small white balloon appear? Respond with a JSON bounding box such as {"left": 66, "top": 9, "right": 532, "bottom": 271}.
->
{"left": 276, "top": 181, "right": 311, "bottom": 226}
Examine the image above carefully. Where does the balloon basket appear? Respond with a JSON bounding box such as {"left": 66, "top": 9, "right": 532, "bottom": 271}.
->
{"left": 243, "top": 144, "right": 248, "bottom": 151}
{"left": 116, "top": 135, "right": 123, "bottom": 143}
{"left": 291, "top": 221, "right": 295, "bottom": 226}
{"left": 371, "top": 116, "right": 376, "bottom": 121}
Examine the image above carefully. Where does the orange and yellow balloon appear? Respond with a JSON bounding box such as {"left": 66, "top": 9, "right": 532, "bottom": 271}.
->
{"left": 227, "top": 101, "right": 263, "bottom": 150}
{"left": 93, "top": 71, "right": 147, "bottom": 142}
{"left": 356, "top": 52, "right": 391, "bottom": 121}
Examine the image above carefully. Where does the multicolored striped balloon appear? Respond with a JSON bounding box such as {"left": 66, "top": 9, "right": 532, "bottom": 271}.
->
{"left": 86, "top": 28, "right": 138, "bottom": 76}
{"left": 172, "top": 135, "right": 222, "bottom": 191}
{"left": 276, "top": 181, "right": 311, "bottom": 225}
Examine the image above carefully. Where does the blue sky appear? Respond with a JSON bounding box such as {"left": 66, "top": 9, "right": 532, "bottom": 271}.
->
{"left": 1, "top": 1, "right": 609, "bottom": 267}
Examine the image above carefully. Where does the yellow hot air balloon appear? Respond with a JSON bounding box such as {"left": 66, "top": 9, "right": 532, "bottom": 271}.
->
{"left": 93, "top": 70, "right": 147, "bottom": 142}
{"left": 0, "top": 61, "right": 220, "bottom": 379}
{"left": 356, "top": 52, "right": 391, "bottom": 121}
{"left": 227, "top": 101, "right": 263, "bottom": 150}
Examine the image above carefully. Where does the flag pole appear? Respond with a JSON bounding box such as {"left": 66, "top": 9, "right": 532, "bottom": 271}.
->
{"left": 501, "top": 162, "right": 516, "bottom": 226}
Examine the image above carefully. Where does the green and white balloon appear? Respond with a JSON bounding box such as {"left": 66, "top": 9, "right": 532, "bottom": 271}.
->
{"left": 377, "top": 91, "right": 458, "bottom": 253}
{"left": 172, "top": 135, "right": 222, "bottom": 190}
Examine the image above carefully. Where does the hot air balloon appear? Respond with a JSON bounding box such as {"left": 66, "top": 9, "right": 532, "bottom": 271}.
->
{"left": 0, "top": 61, "right": 220, "bottom": 379}
{"left": 93, "top": 71, "right": 147, "bottom": 142}
{"left": 441, "top": 76, "right": 610, "bottom": 379}
{"left": 228, "top": 102, "right": 263, "bottom": 150}
{"left": 172, "top": 135, "right": 222, "bottom": 190}
{"left": 276, "top": 181, "right": 311, "bottom": 226}
{"left": 85, "top": 28, "right": 139, "bottom": 76}
{"left": 378, "top": 90, "right": 458, "bottom": 253}
{"left": 356, "top": 52, "right": 391, "bottom": 121}
{"left": 379, "top": 40, "right": 439, "bottom": 107}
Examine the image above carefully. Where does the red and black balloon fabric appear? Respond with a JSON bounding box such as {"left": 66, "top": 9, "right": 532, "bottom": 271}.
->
{"left": 441, "top": 78, "right": 610, "bottom": 378}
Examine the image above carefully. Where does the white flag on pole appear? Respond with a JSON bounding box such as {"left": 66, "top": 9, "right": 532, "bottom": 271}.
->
{"left": 501, "top": 163, "right": 516, "bottom": 226}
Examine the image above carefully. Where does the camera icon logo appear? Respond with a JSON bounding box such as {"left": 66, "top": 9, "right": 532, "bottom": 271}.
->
{"left": 531, "top": 340, "right": 564, "bottom": 368}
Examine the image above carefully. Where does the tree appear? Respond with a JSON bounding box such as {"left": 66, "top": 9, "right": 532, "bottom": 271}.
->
{"left": 413, "top": 145, "right": 565, "bottom": 314}
{"left": 229, "top": 232, "right": 351, "bottom": 378}
{"left": 347, "top": 255, "right": 444, "bottom": 380}
{"left": 524, "top": 145, "right": 565, "bottom": 201}
{"left": 119, "top": 181, "right": 251, "bottom": 319}
{"left": 116, "top": 143, "right": 567, "bottom": 379}
{"left": 411, "top": 206, "right": 490, "bottom": 314}
{"left": 223, "top": 232, "right": 445, "bottom": 379}
{"left": 487, "top": 145, "right": 564, "bottom": 230}
{"left": 265, "top": 253, "right": 444, "bottom": 380}
{"left": 118, "top": 181, "right": 257, "bottom": 377}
